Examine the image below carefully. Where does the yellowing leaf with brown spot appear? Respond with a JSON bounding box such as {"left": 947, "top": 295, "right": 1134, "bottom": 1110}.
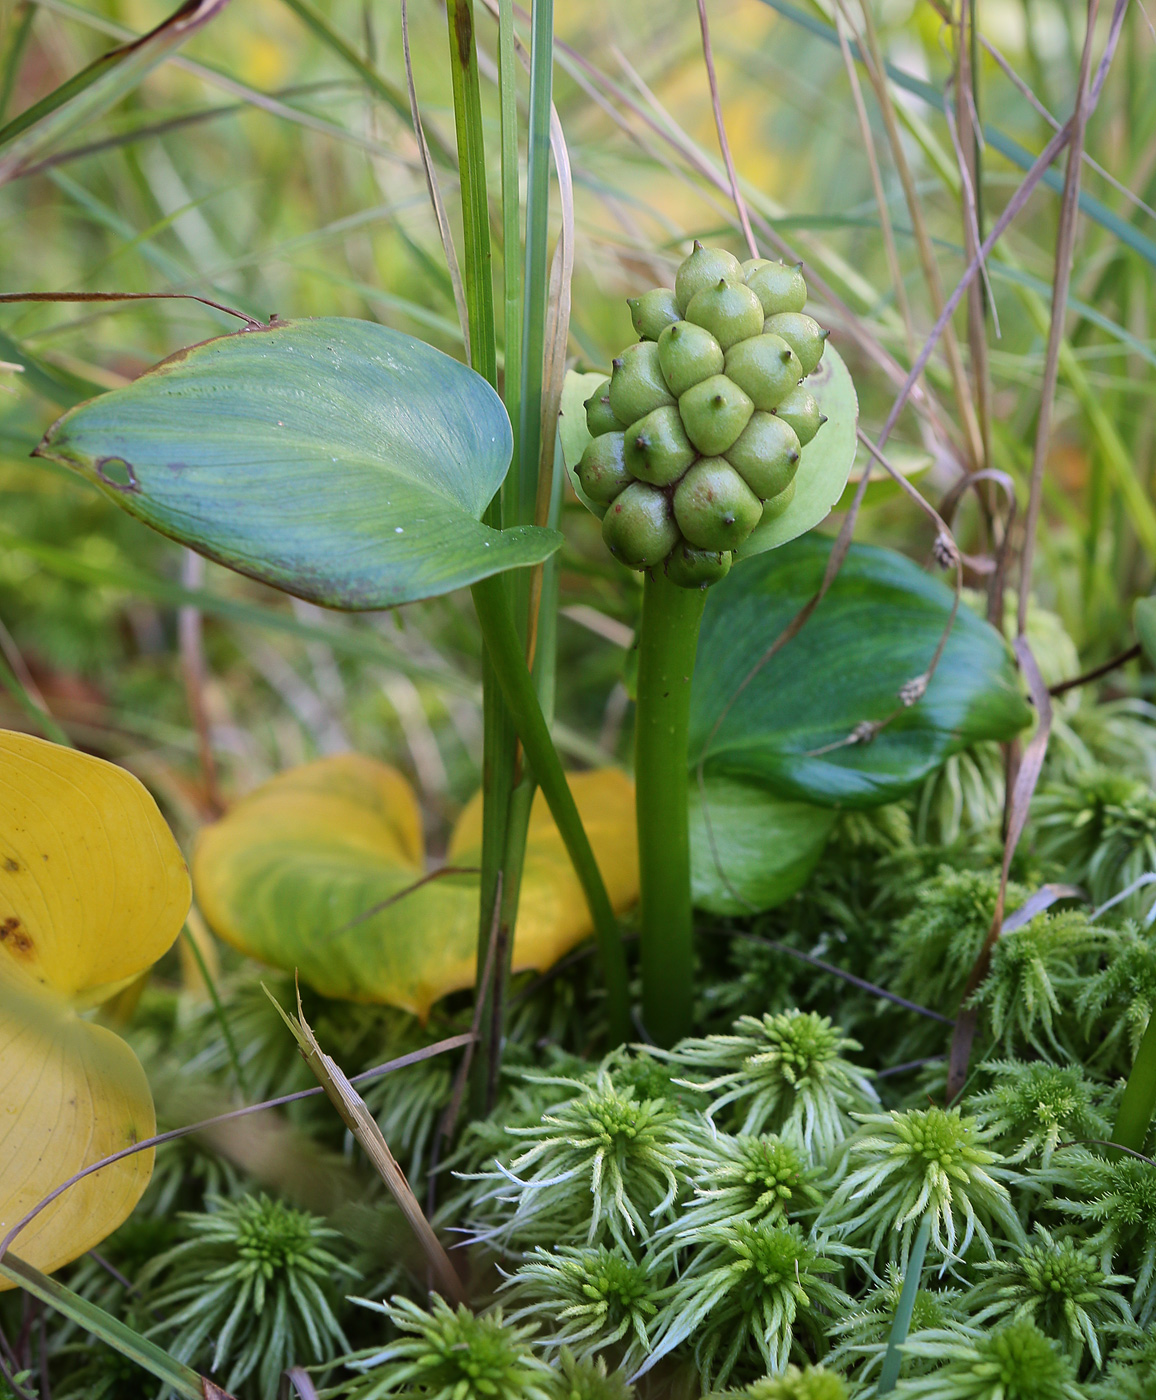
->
{"left": 0, "top": 972, "right": 155, "bottom": 1279}
{"left": 193, "top": 755, "right": 638, "bottom": 1019}
{"left": 0, "top": 731, "right": 192, "bottom": 1000}
{"left": 0, "top": 730, "right": 189, "bottom": 1284}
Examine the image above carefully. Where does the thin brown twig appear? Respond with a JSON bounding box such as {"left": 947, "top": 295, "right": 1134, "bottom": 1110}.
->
{"left": 875, "top": 0, "right": 1127, "bottom": 457}
{"left": 1049, "top": 642, "right": 1142, "bottom": 697}
{"left": 0, "top": 290, "right": 262, "bottom": 327}
{"left": 947, "top": 636, "right": 1053, "bottom": 1099}
{"left": 833, "top": 5, "right": 915, "bottom": 360}
{"left": 326, "top": 865, "right": 482, "bottom": 937}
{"left": 694, "top": 0, "right": 757, "bottom": 258}
{"left": 851, "top": 0, "right": 984, "bottom": 470}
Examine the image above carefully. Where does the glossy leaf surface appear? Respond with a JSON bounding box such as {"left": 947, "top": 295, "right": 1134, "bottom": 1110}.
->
{"left": 0, "top": 731, "right": 189, "bottom": 1281}
{"left": 690, "top": 538, "right": 1032, "bottom": 808}
{"left": 193, "top": 754, "right": 637, "bottom": 1019}
{"left": 36, "top": 318, "right": 560, "bottom": 609}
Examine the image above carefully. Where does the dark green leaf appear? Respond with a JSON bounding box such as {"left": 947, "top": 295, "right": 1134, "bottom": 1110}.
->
{"left": 690, "top": 777, "right": 836, "bottom": 914}
{"left": 35, "top": 317, "right": 560, "bottom": 609}
{"left": 690, "top": 536, "right": 1032, "bottom": 808}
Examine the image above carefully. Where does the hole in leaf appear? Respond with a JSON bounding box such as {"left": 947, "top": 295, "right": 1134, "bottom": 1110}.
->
{"left": 96, "top": 457, "right": 140, "bottom": 492}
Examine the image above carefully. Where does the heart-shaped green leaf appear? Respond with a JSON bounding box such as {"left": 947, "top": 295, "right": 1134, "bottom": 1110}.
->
{"left": 690, "top": 777, "right": 836, "bottom": 915}
{"left": 35, "top": 318, "right": 560, "bottom": 609}
{"left": 690, "top": 536, "right": 1032, "bottom": 808}
{"left": 738, "top": 342, "right": 858, "bottom": 557}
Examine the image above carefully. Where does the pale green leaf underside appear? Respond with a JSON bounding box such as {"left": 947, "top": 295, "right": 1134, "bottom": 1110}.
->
{"left": 36, "top": 317, "right": 559, "bottom": 609}
{"left": 738, "top": 342, "right": 859, "bottom": 556}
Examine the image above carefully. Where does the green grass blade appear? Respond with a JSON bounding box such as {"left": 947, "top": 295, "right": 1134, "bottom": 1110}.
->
{"left": 1113, "top": 1012, "right": 1156, "bottom": 1154}
{"left": 0, "top": 1253, "right": 206, "bottom": 1400}
{"left": 471, "top": 573, "right": 630, "bottom": 1043}
{"left": 513, "top": 0, "right": 554, "bottom": 531}
{"left": 0, "top": 2, "right": 35, "bottom": 124}
{"left": 0, "top": 327, "right": 102, "bottom": 406}
{"left": 0, "top": 650, "right": 70, "bottom": 745}
{"left": 445, "top": 0, "right": 498, "bottom": 389}
{"left": 877, "top": 1214, "right": 933, "bottom": 1393}
{"left": 498, "top": 0, "right": 522, "bottom": 483}
{"left": 0, "top": 0, "right": 231, "bottom": 183}
{"left": 274, "top": 0, "right": 418, "bottom": 134}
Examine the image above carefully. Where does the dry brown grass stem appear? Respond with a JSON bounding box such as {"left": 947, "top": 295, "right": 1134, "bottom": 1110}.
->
{"left": 694, "top": 0, "right": 758, "bottom": 259}
{"left": 1016, "top": 0, "right": 1102, "bottom": 638}
{"left": 400, "top": 0, "right": 470, "bottom": 355}
{"left": 852, "top": 0, "right": 985, "bottom": 470}
{"left": 832, "top": 5, "right": 916, "bottom": 361}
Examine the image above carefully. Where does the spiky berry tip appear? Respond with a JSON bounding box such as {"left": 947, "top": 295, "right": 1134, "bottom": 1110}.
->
{"left": 612, "top": 357, "right": 624, "bottom": 369}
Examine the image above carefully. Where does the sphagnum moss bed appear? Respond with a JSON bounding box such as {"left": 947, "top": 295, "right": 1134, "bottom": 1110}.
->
{"left": 4, "top": 2, "right": 1156, "bottom": 1399}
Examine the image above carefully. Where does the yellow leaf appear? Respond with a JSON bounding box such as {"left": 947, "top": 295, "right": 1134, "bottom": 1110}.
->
{"left": 449, "top": 769, "right": 639, "bottom": 974}
{"left": 0, "top": 730, "right": 192, "bottom": 1001}
{"left": 0, "top": 971, "right": 155, "bottom": 1281}
{"left": 193, "top": 755, "right": 639, "bottom": 1019}
{"left": 0, "top": 729, "right": 190, "bottom": 1284}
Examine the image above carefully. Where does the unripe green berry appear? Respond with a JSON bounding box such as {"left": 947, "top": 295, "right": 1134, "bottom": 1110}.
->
{"left": 657, "top": 321, "right": 724, "bottom": 397}
{"left": 763, "top": 312, "right": 829, "bottom": 376}
{"left": 761, "top": 476, "right": 797, "bottom": 521}
{"left": 774, "top": 386, "right": 826, "bottom": 446}
{"left": 673, "top": 457, "right": 763, "bottom": 552}
{"left": 608, "top": 342, "right": 676, "bottom": 425}
{"left": 674, "top": 241, "right": 743, "bottom": 314}
{"left": 685, "top": 278, "right": 764, "bottom": 351}
{"left": 665, "top": 538, "right": 732, "bottom": 589}
{"left": 628, "top": 287, "right": 681, "bottom": 341}
{"left": 601, "top": 480, "right": 680, "bottom": 569}
{"left": 623, "top": 405, "right": 696, "bottom": 486}
{"left": 745, "top": 260, "right": 807, "bottom": 316}
{"left": 583, "top": 378, "right": 622, "bottom": 437}
{"left": 576, "top": 431, "right": 632, "bottom": 505}
{"left": 741, "top": 257, "right": 771, "bottom": 278}
{"left": 678, "top": 373, "right": 754, "bottom": 457}
{"left": 725, "top": 411, "right": 801, "bottom": 500}
{"left": 723, "top": 333, "right": 802, "bottom": 412}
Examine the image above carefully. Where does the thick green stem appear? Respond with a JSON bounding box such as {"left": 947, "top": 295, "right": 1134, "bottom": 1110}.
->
{"left": 1112, "top": 1012, "right": 1156, "bottom": 1155}
{"left": 635, "top": 570, "right": 706, "bottom": 1046}
{"left": 472, "top": 572, "right": 630, "bottom": 1043}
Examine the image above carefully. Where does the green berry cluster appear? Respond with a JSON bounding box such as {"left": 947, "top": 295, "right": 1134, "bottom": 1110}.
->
{"left": 577, "top": 242, "right": 829, "bottom": 588}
